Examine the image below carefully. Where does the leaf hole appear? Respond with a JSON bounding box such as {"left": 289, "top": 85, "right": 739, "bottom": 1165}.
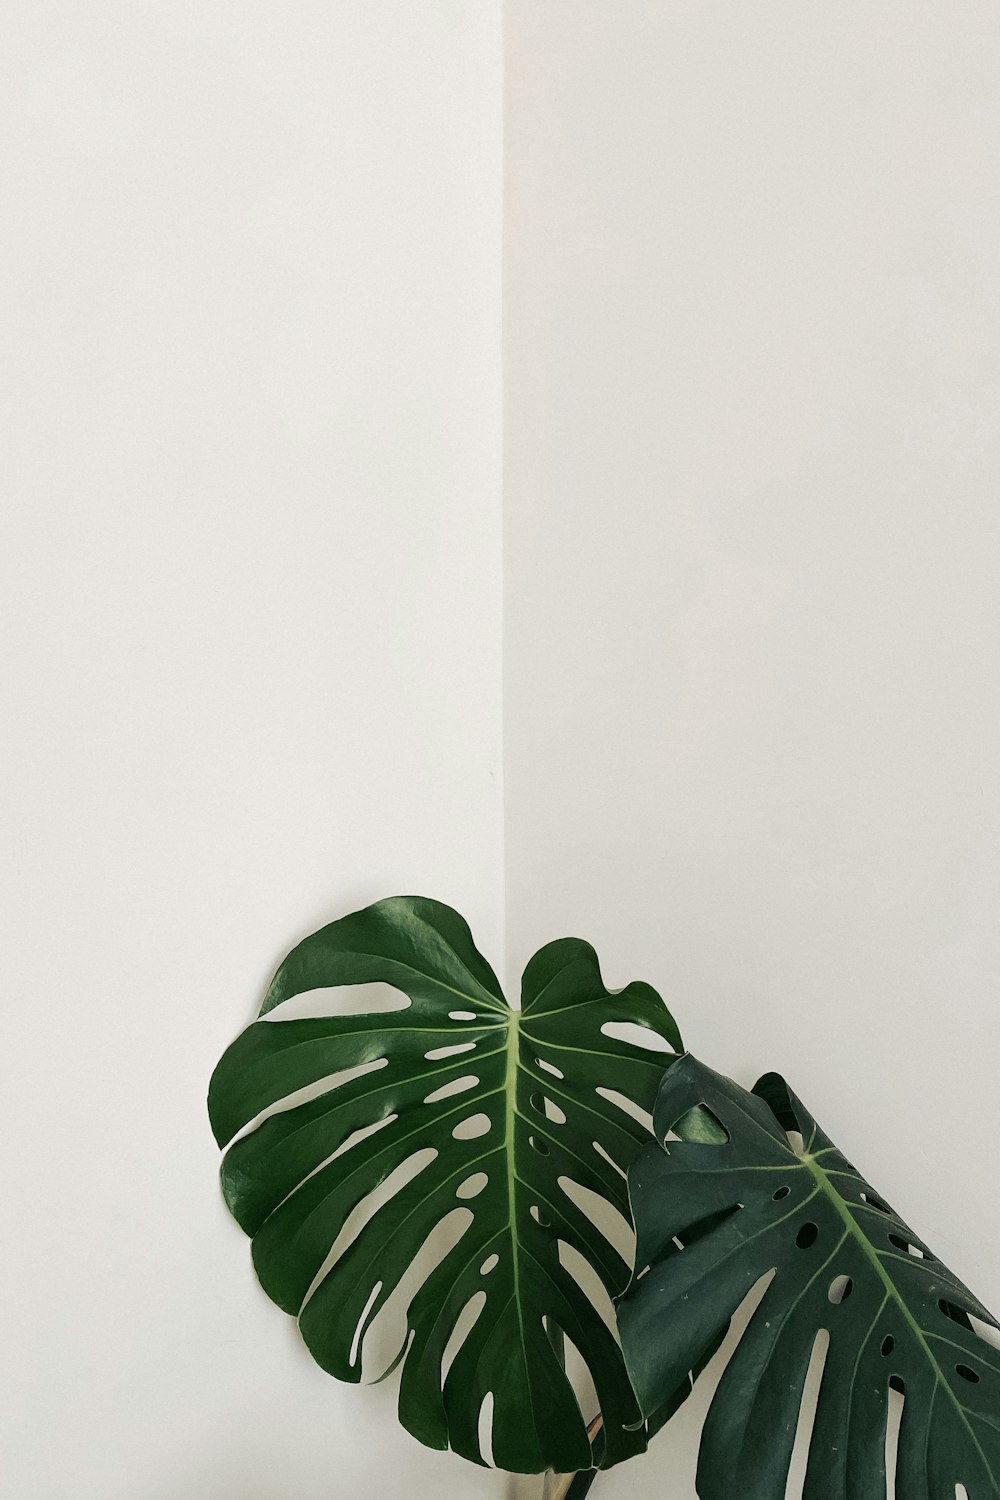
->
{"left": 530, "top": 1092, "right": 565, "bottom": 1125}
{"left": 937, "top": 1301, "right": 1000, "bottom": 1353}
{"left": 425, "top": 1041, "right": 477, "bottom": 1061}
{"left": 456, "top": 1172, "right": 489, "bottom": 1200}
{"left": 448, "top": 1010, "right": 478, "bottom": 1021}
{"left": 786, "top": 1130, "right": 806, "bottom": 1155}
{"left": 480, "top": 1253, "right": 499, "bottom": 1276}
{"left": 772, "top": 1185, "right": 791, "bottom": 1201}
{"left": 530, "top": 1204, "right": 551, "bottom": 1227}
{"left": 477, "top": 1392, "right": 495, "bottom": 1468}
{"left": 795, "top": 1222, "right": 818, "bottom": 1250}
{"left": 828, "top": 1275, "right": 853, "bottom": 1305}
{"left": 423, "top": 1074, "right": 478, "bottom": 1105}
{"left": 453, "top": 1113, "right": 491, "bottom": 1141}
{"left": 559, "top": 1176, "right": 635, "bottom": 1268}
{"left": 860, "top": 1189, "right": 892, "bottom": 1215}
{"left": 261, "top": 981, "right": 409, "bottom": 1022}
{"left": 595, "top": 1086, "right": 653, "bottom": 1134}
{"left": 939, "top": 1298, "right": 973, "bottom": 1331}
{"left": 263, "top": 1113, "right": 397, "bottom": 1202}
{"left": 968, "top": 1314, "right": 1000, "bottom": 1352}
{"left": 888, "top": 1233, "right": 925, "bottom": 1259}
{"left": 955, "top": 1363, "right": 980, "bottom": 1384}
{"left": 592, "top": 1139, "right": 627, "bottom": 1178}
{"left": 535, "top": 1057, "right": 565, "bottom": 1079}
{"left": 349, "top": 1280, "right": 383, "bottom": 1369}
{"left": 441, "top": 1290, "right": 487, "bottom": 1382}
{"left": 600, "top": 1020, "right": 675, "bottom": 1053}
{"left": 881, "top": 1335, "right": 895, "bottom": 1356}
{"left": 664, "top": 1104, "right": 730, "bottom": 1145}
{"left": 885, "top": 1375, "right": 904, "bottom": 1496}
{"left": 229, "top": 1058, "right": 389, "bottom": 1141}
{"left": 529, "top": 1134, "right": 550, "bottom": 1155}
{"left": 557, "top": 1240, "right": 619, "bottom": 1338}
{"left": 786, "top": 1329, "right": 829, "bottom": 1498}
{"left": 554, "top": 1322, "right": 600, "bottom": 1432}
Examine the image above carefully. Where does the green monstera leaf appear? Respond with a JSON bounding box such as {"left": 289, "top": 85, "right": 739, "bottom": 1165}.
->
{"left": 618, "top": 1055, "right": 1000, "bottom": 1500}
{"left": 209, "top": 896, "right": 682, "bottom": 1475}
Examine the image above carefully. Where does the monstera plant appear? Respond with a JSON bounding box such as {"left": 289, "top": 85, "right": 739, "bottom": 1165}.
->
{"left": 617, "top": 1056, "right": 1000, "bottom": 1500}
{"left": 210, "top": 895, "right": 1000, "bottom": 1498}
{"left": 208, "top": 895, "right": 683, "bottom": 1478}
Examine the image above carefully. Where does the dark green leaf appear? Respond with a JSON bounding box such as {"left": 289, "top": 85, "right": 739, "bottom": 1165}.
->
{"left": 618, "top": 1054, "right": 1000, "bottom": 1500}
{"left": 209, "top": 896, "right": 682, "bottom": 1474}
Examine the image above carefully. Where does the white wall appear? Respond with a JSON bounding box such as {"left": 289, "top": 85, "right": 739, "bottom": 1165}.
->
{"left": 505, "top": 4, "right": 1000, "bottom": 1496}
{"left": 6, "top": 4, "right": 1000, "bottom": 1497}
{"left": 0, "top": 6, "right": 503, "bottom": 1498}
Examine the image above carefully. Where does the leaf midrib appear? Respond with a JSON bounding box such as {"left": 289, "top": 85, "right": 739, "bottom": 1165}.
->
{"left": 503, "top": 1010, "right": 544, "bottom": 1454}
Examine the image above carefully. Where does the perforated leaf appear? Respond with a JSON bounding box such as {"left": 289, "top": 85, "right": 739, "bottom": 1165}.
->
{"left": 209, "top": 896, "right": 682, "bottom": 1474}
{"left": 618, "top": 1055, "right": 1000, "bottom": 1500}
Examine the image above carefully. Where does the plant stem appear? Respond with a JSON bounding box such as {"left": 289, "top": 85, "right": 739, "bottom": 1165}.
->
{"left": 544, "top": 1413, "right": 603, "bottom": 1500}
{"left": 546, "top": 1467, "right": 597, "bottom": 1500}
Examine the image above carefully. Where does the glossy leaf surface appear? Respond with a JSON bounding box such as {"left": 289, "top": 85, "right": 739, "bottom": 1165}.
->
{"left": 209, "top": 896, "right": 682, "bottom": 1474}
{"left": 618, "top": 1055, "right": 1000, "bottom": 1500}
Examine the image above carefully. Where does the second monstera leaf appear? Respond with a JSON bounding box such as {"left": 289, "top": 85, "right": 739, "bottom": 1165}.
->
{"left": 209, "top": 896, "right": 682, "bottom": 1474}
{"left": 618, "top": 1055, "right": 1000, "bottom": 1500}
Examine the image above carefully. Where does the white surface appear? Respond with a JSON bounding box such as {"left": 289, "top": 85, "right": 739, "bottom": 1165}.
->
{"left": 0, "top": 5, "right": 503, "bottom": 1498}
{"left": 505, "top": 5, "right": 1000, "bottom": 1497}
